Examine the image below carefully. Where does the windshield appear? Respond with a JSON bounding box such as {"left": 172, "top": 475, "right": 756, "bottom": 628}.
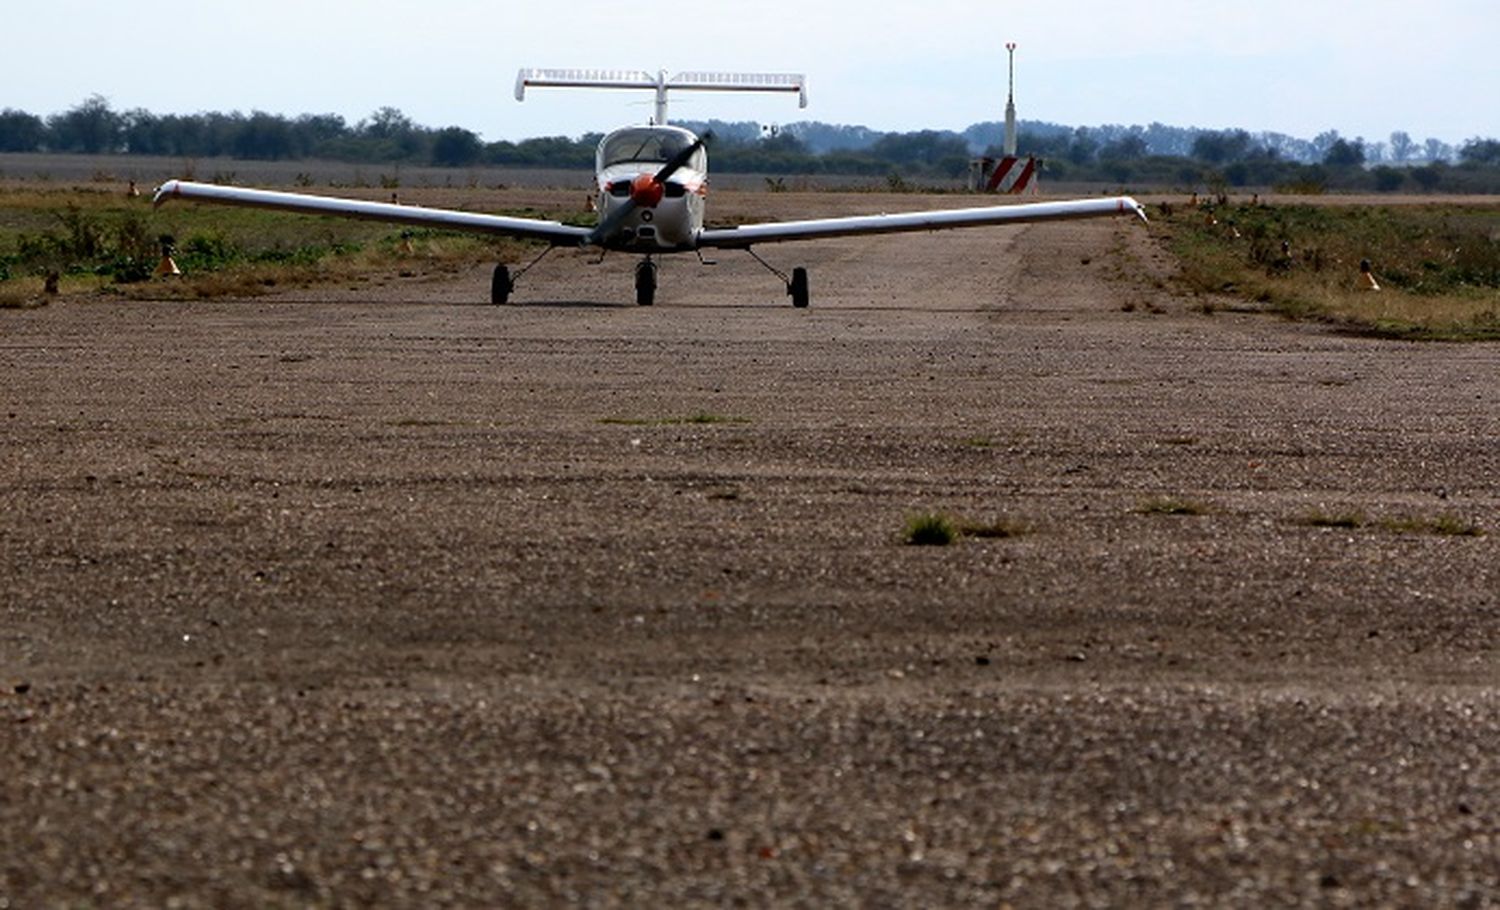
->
{"left": 598, "top": 128, "right": 704, "bottom": 171}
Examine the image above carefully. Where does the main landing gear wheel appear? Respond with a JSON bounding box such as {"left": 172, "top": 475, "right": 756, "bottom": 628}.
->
{"left": 491, "top": 264, "right": 512, "bottom": 305}
{"left": 788, "top": 267, "right": 810, "bottom": 308}
{"left": 635, "top": 259, "right": 657, "bottom": 307}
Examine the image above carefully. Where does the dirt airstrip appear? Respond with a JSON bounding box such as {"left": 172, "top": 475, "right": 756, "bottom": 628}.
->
{"left": 2, "top": 189, "right": 1498, "bottom": 907}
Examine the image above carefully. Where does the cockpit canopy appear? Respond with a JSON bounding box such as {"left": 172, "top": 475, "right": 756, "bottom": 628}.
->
{"left": 597, "top": 127, "right": 706, "bottom": 172}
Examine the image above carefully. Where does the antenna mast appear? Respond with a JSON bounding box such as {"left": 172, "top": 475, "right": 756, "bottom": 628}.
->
{"left": 1003, "top": 42, "right": 1018, "bottom": 157}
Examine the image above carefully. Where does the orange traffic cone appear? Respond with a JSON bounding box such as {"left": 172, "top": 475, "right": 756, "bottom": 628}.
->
{"left": 154, "top": 238, "right": 181, "bottom": 278}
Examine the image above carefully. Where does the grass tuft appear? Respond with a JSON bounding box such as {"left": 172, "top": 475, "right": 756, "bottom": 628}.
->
{"left": 1298, "top": 509, "right": 1367, "bottom": 529}
{"left": 1379, "top": 514, "right": 1485, "bottom": 537}
{"left": 1297, "top": 509, "right": 1483, "bottom": 537}
{"left": 903, "top": 513, "right": 959, "bottom": 546}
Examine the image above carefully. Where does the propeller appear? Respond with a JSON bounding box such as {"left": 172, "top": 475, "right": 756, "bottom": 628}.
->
{"left": 587, "top": 131, "right": 712, "bottom": 246}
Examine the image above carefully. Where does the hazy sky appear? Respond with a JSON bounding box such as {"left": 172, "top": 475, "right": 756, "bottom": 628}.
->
{"left": 5, "top": 0, "right": 1495, "bottom": 145}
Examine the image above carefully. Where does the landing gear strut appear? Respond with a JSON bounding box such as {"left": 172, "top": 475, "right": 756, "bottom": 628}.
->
{"left": 745, "top": 247, "right": 810, "bottom": 308}
{"left": 490, "top": 245, "right": 557, "bottom": 305}
{"left": 635, "top": 258, "right": 657, "bottom": 306}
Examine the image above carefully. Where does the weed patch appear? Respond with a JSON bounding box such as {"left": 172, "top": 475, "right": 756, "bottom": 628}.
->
{"left": 1296, "top": 509, "right": 1482, "bottom": 537}
{"left": 903, "top": 512, "right": 959, "bottom": 546}
{"left": 1159, "top": 202, "right": 1500, "bottom": 340}
{"left": 0, "top": 186, "right": 532, "bottom": 299}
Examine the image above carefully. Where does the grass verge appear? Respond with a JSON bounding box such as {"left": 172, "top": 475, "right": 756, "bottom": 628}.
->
{"left": 1158, "top": 201, "right": 1500, "bottom": 340}
{"left": 0, "top": 185, "right": 539, "bottom": 301}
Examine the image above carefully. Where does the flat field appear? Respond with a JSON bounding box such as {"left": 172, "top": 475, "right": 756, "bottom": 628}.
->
{"left": 3, "top": 189, "right": 1498, "bottom": 907}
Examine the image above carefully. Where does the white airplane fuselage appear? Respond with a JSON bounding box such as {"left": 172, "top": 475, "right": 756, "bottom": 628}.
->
{"left": 594, "top": 124, "right": 707, "bottom": 252}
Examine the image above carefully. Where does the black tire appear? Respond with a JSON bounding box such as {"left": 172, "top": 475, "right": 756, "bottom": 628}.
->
{"left": 788, "top": 267, "right": 810, "bottom": 308}
{"left": 635, "top": 260, "right": 657, "bottom": 307}
{"left": 491, "top": 264, "right": 511, "bottom": 305}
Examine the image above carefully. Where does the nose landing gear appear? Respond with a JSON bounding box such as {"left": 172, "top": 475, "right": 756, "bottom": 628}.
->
{"left": 635, "top": 258, "right": 657, "bottom": 306}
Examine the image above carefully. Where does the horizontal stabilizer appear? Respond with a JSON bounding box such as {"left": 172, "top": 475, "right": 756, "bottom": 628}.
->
{"left": 517, "top": 68, "right": 806, "bottom": 124}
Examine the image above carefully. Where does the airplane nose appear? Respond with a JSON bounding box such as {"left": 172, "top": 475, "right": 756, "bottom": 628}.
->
{"left": 630, "top": 173, "right": 664, "bottom": 209}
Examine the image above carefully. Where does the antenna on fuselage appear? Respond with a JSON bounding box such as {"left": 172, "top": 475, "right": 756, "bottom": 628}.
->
{"left": 515, "top": 68, "right": 807, "bottom": 125}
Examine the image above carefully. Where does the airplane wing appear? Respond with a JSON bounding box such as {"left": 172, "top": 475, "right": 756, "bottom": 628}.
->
{"left": 696, "top": 196, "right": 1146, "bottom": 248}
{"left": 152, "top": 180, "right": 593, "bottom": 246}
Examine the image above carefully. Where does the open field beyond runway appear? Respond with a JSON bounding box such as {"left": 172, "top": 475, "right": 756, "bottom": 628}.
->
{"left": 2, "top": 191, "right": 1498, "bottom": 906}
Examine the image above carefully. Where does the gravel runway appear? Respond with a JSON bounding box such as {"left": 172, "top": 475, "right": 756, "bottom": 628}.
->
{"left": 3, "top": 191, "right": 1498, "bottom": 906}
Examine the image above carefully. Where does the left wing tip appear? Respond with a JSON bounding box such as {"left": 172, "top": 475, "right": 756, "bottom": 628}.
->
{"left": 151, "top": 179, "right": 181, "bottom": 208}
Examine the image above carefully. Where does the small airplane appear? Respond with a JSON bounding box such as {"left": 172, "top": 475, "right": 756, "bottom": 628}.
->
{"left": 154, "top": 69, "right": 1146, "bottom": 307}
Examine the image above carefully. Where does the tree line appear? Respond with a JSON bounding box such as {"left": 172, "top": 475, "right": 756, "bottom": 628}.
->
{"left": 4, "top": 96, "right": 1499, "bottom": 192}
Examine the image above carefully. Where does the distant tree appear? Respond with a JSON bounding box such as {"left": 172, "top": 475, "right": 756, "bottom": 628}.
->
{"left": 1259, "top": 131, "right": 1315, "bottom": 163}
{"left": 294, "top": 113, "right": 349, "bottom": 156}
{"left": 1099, "top": 133, "right": 1148, "bottom": 161}
{"left": 1015, "top": 128, "right": 1070, "bottom": 160}
{"left": 1410, "top": 164, "right": 1444, "bottom": 192}
{"left": 1323, "top": 138, "right": 1365, "bottom": 167}
{"left": 1371, "top": 166, "right": 1405, "bottom": 192}
{"left": 1191, "top": 129, "right": 1254, "bottom": 164}
{"left": 677, "top": 119, "right": 762, "bottom": 147}
{"left": 1064, "top": 127, "right": 1098, "bottom": 166}
{"left": 787, "top": 121, "right": 884, "bottom": 154}
{"left": 1459, "top": 138, "right": 1500, "bottom": 165}
{"left": 358, "top": 106, "right": 427, "bottom": 159}
{"left": 1142, "top": 122, "right": 1194, "bottom": 158}
{"left": 120, "top": 108, "right": 160, "bottom": 154}
{"left": 127, "top": 112, "right": 209, "bottom": 157}
{"left": 431, "top": 126, "right": 483, "bottom": 167}
{"left": 494, "top": 135, "right": 594, "bottom": 168}
{"left": 362, "top": 106, "right": 413, "bottom": 140}
{"left": 1388, "top": 130, "right": 1416, "bottom": 163}
{"left": 870, "top": 130, "right": 971, "bottom": 173}
{"left": 234, "top": 111, "right": 295, "bottom": 160}
{"left": 1423, "top": 137, "right": 1453, "bottom": 162}
{"left": 758, "top": 129, "right": 808, "bottom": 156}
{"left": 1311, "top": 130, "right": 1344, "bottom": 160}
{"left": 47, "top": 95, "right": 123, "bottom": 153}
{"left": 0, "top": 108, "right": 45, "bottom": 151}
